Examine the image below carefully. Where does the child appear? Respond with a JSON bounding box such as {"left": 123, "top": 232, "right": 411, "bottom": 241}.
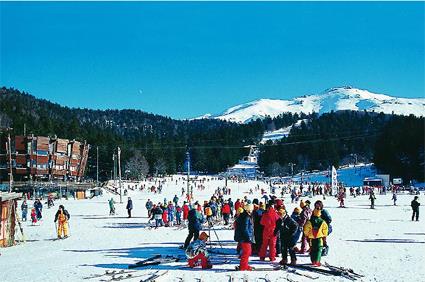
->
{"left": 303, "top": 209, "right": 328, "bottom": 267}
{"left": 186, "top": 232, "right": 212, "bottom": 269}
{"left": 31, "top": 208, "right": 37, "bottom": 225}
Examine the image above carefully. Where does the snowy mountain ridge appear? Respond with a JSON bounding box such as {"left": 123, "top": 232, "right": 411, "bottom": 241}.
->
{"left": 197, "top": 86, "right": 425, "bottom": 124}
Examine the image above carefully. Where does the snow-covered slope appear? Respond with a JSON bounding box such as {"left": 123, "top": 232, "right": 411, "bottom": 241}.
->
{"left": 261, "top": 119, "right": 308, "bottom": 143}
{"left": 198, "top": 86, "right": 425, "bottom": 123}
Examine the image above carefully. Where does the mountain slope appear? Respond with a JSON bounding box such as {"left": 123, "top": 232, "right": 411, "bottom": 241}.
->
{"left": 200, "top": 86, "right": 425, "bottom": 123}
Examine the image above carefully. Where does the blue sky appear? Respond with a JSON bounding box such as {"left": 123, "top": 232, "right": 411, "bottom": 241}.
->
{"left": 1, "top": 2, "right": 424, "bottom": 119}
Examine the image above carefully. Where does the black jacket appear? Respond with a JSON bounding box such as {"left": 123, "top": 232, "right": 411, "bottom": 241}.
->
{"left": 54, "top": 209, "right": 70, "bottom": 222}
{"left": 411, "top": 200, "right": 420, "bottom": 211}
{"left": 276, "top": 215, "right": 298, "bottom": 242}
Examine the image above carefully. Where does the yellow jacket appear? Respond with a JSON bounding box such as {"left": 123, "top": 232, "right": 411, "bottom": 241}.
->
{"left": 303, "top": 217, "right": 328, "bottom": 239}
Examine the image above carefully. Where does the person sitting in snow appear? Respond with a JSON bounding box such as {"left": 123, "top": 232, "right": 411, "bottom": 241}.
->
{"left": 185, "top": 231, "right": 212, "bottom": 269}
{"left": 303, "top": 208, "right": 328, "bottom": 267}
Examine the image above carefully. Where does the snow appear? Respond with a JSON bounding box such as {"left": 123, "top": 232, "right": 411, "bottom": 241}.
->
{"left": 261, "top": 119, "right": 308, "bottom": 143}
{"left": 1, "top": 176, "right": 424, "bottom": 282}
{"left": 195, "top": 86, "right": 425, "bottom": 123}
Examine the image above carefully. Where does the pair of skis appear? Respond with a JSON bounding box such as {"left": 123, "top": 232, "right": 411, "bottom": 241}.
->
{"left": 128, "top": 254, "right": 183, "bottom": 269}
{"left": 85, "top": 269, "right": 168, "bottom": 282}
{"left": 287, "top": 263, "right": 363, "bottom": 281}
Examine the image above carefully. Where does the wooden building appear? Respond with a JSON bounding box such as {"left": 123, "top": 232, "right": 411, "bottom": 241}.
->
{"left": 0, "top": 135, "right": 90, "bottom": 182}
{"left": 0, "top": 192, "right": 21, "bottom": 247}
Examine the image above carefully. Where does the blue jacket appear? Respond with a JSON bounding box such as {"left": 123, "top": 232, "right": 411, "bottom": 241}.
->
{"left": 188, "top": 208, "right": 204, "bottom": 232}
{"left": 234, "top": 211, "right": 254, "bottom": 243}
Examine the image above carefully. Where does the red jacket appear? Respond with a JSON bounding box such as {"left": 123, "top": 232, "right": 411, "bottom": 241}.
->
{"left": 222, "top": 204, "right": 231, "bottom": 214}
{"left": 183, "top": 205, "right": 189, "bottom": 220}
{"left": 260, "top": 207, "right": 280, "bottom": 238}
{"left": 235, "top": 201, "right": 241, "bottom": 211}
{"left": 162, "top": 210, "right": 168, "bottom": 223}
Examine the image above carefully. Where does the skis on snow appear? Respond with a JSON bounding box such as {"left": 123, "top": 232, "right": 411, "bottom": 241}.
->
{"left": 128, "top": 254, "right": 183, "bottom": 269}
{"left": 83, "top": 269, "right": 138, "bottom": 280}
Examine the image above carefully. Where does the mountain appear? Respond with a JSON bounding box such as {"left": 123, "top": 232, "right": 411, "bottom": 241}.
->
{"left": 198, "top": 86, "right": 425, "bottom": 123}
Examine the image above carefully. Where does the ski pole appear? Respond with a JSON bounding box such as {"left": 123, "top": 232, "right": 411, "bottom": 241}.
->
{"left": 55, "top": 221, "right": 58, "bottom": 238}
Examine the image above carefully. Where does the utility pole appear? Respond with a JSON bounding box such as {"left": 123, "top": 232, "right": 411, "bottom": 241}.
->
{"left": 186, "top": 150, "right": 190, "bottom": 197}
{"left": 96, "top": 146, "right": 99, "bottom": 185}
{"left": 6, "top": 133, "right": 13, "bottom": 192}
{"left": 117, "top": 147, "right": 122, "bottom": 204}
{"left": 113, "top": 153, "right": 117, "bottom": 185}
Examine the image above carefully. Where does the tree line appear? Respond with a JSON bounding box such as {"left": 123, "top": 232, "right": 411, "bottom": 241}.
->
{"left": 1, "top": 87, "right": 423, "bottom": 183}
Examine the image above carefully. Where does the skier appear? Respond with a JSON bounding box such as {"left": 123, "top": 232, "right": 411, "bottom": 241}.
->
{"left": 234, "top": 204, "right": 254, "bottom": 271}
{"left": 126, "top": 197, "right": 133, "bottom": 218}
{"left": 221, "top": 200, "right": 231, "bottom": 225}
{"left": 184, "top": 204, "right": 204, "bottom": 249}
{"left": 145, "top": 199, "right": 153, "bottom": 217}
{"left": 314, "top": 200, "right": 332, "bottom": 256}
{"left": 54, "top": 205, "right": 70, "bottom": 239}
{"left": 34, "top": 198, "right": 43, "bottom": 221}
{"left": 411, "top": 196, "right": 420, "bottom": 221}
{"left": 109, "top": 198, "right": 116, "bottom": 215}
{"left": 183, "top": 202, "right": 190, "bottom": 225}
{"left": 252, "top": 202, "right": 265, "bottom": 255}
{"left": 30, "top": 208, "right": 37, "bottom": 225}
{"left": 303, "top": 208, "right": 328, "bottom": 267}
{"left": 176, "top": 204, "right": 182, "bottom": 225}
{"left": 21, "top": 200, "right": 28, "bottom": 221}
{"left": 259, "top": 201, "right": 280, "bottom": 261}
{"left": 297, "top": 200, "right": 312, "bottom": 254}
{"left": 392, "top": 192, "right": 397, "bottom": 206}
{"left": 173, "top": 195, "right": 179, "bottom": 206}
{"left": 151, "top": 204, "right": 163, "bottom": 228}
{"left": 369, "top": 191, "right": 376, "bottom": 209}
{"left": 185, "top": 231, "right": 213, "bottom": 269}
{"left": 337, "top": 189, "right": 345, "bottom": 208}
{"left": 167, "top": 202, "right": 175, "bottom": 227}
{"left": 276, "top": 208, "right": 299, "bottom": 265}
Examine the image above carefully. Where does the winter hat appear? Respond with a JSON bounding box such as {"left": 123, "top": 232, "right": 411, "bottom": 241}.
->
{"left": 237, "top": 207, "right": 244, "bottom": 214}
{"left": 244, "top": 204, "right": 254, "bottom": 212}
{"left": 300, "top": 200, "right": 305, "bottom": 208}
{"left": 199, "top": 232, "right": 209, "bottom": 241}
{"left": 313, "top": 208, "right": 322, "bottom": 218}
{"left": 293, "top": 207, "right": 302, "bottom": 214}
{"left": 305, "top": 200, "right": 311, "bottom": 206}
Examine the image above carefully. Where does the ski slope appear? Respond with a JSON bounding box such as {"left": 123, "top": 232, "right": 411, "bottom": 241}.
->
{"left": 1, "top": 176, "right": 424, "bottom": 282}
{"left": 197, "top": 86, "right": 425, "bottom": 123}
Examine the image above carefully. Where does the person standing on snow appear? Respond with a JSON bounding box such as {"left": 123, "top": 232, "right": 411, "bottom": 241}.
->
{"left": 234, "top": 204, "right": 254, "bottom": 271}
{"left": 258, "top": 201, "right": 280, "bottom": 261}
{"left": 314, "top": 200, "right": 332, "bottom": 256}
{"left": 109, "top": 198, "right": 116, "bottom": 215}
{"left": 145, "top": 199, "right": 153, "bottom": 217}
{"left": 126, "top": 197, "right": 133, "bottom": 218}
{"left": 54, "top": 205, "right": 70, "bottom": 239}
{"left": 297, "top": 200, "right": 312, "bottom": 254}
{"left": 369, "top": 191, "right": 376, "bottom": 209}
{"left": 34, "top": 199, "right": 43, "bottom": 221}
{"left": 392, "top": 192, "right": 397, "bottom": 206}
{"left": 184, "top": 203, "right": 204, "bottom": 249}
{"left": 303, "top": 208, "right": 328, "bottom": 267}
{"left": 221, "top": 200, "right": 231, "bottom": 225}
{"left": 21, "top": 200, "right": 28, "bottom": 221}
{"left": 411, "top": 196, "right": 420, "bottom": 221}
{"left": 276, "top": 208, "right": 299, "bottom": 266}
